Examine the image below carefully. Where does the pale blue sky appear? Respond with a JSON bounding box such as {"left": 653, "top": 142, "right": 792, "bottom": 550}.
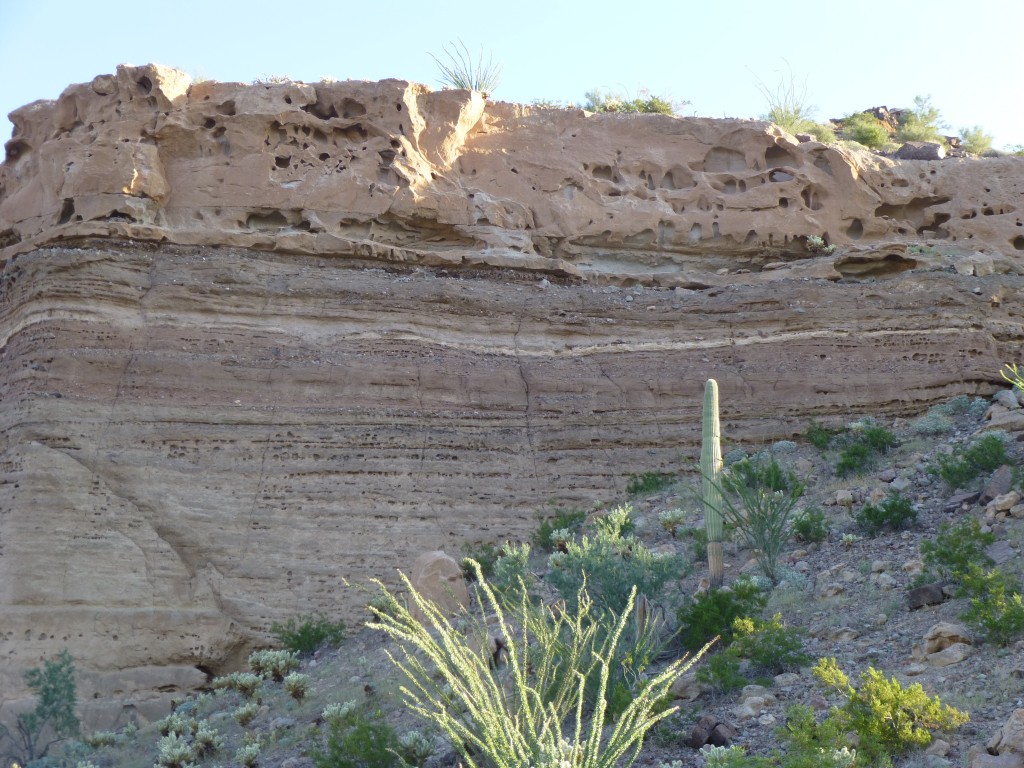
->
{"left": 2, "top": 0, "right": 1022, "bottom": 149}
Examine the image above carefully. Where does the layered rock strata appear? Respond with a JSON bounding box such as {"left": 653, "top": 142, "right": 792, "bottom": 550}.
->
{"left": 0, "top": 65, "right": 1022, "bottom": 726}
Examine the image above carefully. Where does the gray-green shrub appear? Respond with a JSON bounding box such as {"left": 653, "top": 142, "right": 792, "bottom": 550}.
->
{"left": 0, "top": 649, "right": 80, "bottom": 766}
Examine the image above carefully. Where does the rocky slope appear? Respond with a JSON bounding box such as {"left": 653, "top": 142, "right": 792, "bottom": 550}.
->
{"left": 0, "top": 64, "right": 1022, "bottom": 726}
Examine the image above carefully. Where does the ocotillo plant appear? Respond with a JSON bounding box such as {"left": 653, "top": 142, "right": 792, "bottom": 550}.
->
{"left": 702, "top": 379, "right": 724, "bottom": 588}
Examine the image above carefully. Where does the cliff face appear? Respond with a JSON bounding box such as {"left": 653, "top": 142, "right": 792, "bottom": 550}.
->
{"left": 1, "top": 65, "right": 1022, "bottom": 726}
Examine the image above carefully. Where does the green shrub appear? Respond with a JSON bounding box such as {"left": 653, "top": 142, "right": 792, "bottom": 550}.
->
{"left": 490, "top": 541, "right": 535, "bottom": 599}
{"left": 960, "top": 125, "right": 994, "bottom": 155}
{"left": 932, "top": 394, "right": 989, "bottom": 418}
{"left": 933, "top": 434, "right": 1009, "bottom": 488}
{"left": 806, "top": 421, "right": 835, "bottom": 451}
{"left": 233, "top": 701, "right": 259, "bottom": 727}
{"left": 153, "top": 716, "right": 222, "bottom": 767}
{"left": 854, "top": 493, "right": 916, "bottom": 536}
{"left": 659, "top": 508, "right": 688, "bottom": 536}
{"left": 248, "top": 649, "right": 299, "bottom": 681}
{"left": 626, "top": 471, "right": 675, "bottom": 496}
{"left": 696, "top": 651, "right": 747, "bottom": 693}
{"left": 396, "top": 730, "right": 435, "bottom": 767}
{"left": 754, "top": 68, "right": 834, "bottom": 143}
{"left": 532, "top": 507, "right": 587, "bottom": 551}
{"left": 584, "top": 88, "right": 682, "bottom": 115}
{"left": 842, "top": 112, "right": 890, "bottom": 149}
{"left": 919, "top": 517, "right": 995, "bottom": 587}
{"left": 0, "top": 649, "right": 80, "bottom": 766}
{"left": 701, "top": 744, "right": 779, "bottom": 768}
{"left": 780, "top": 705, "right": 857, "bottom": 768}
{"left": 729, "top": 614, "right": 808, "bottom": 676}
{"left": 959, "top": 565, "right": 1024, "bottom": 646}
{"left": 460, "top": 540, "right": 503, "bottom": 580}
{"left": 896, "top": 95, "right": 946, "bottom": 144}
{"left": 835, "top": 425, "right": 897, "bottom": 477}
{"left": 546, "top": 504, "right": 683, "bottom": 615}
{"left": 370, "top": 564, "right": 702, "bottom": 768}
{"left": 811, "top": 657, "right": 968, "bottom": 766}
{"left": 792, "top": 507, "right": 829, "bottom": 543}
{"left": 717, "top": 457, "right": 805, "bottom": 582}
{"left": 430, "top": 40, "right": 501, "bottom": 97}
{"left": 676, "top": 577, "right": 768, "bottom": 653}
{"left": 270, "top": 612, "right": 346, "bottom": 654}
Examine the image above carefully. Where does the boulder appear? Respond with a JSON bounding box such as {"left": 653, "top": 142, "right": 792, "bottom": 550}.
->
{"left": 982, "top": 466, "right": 1015, "bottom": 505}
{"left": 409, "top": 551, "right": 469, "bottom": 621}
{"left": 908, "top": 583, "right": 946, "bottom": 609}
{"left": 924, "top": 622, "right": 973, "bottom": 653}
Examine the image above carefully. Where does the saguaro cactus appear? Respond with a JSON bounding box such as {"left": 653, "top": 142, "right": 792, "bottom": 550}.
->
{"left": 702, "top": 378, "right": 724, "bottom": 588}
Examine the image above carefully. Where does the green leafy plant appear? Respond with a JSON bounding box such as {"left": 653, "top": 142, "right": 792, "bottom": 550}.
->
{"left": 919, "top": 517, "right": 995, "bottom": 587}
{"left": 933, "top": 434, "right": 1009, "bottom": 488}
{"left": 854, "top": 493, "right": 916, "bottom": 536}
{"left": 533, "top": 507, "right": 587, "bottom": 551}
{"left": 715, "top": 457, "right": 806, "bottom": 582}
{"left": 312, "top": 705, "right": 401, "bottom": 768}
{"left": 811, "top": 657, "right": 968, "bottom": 766}
{"left": 491, "top": 541, "right": 535, "bottom": 600}
{"left": 233, "top": 701, "right": 260, "bottom": 727}
{"left": 841, "top": 112, "right": 890, "bottom": 149}
{"left": 896, "top": 95, "right": 947, "bottom": 144}
{"left": 461, "top": 540, "right": 503, "bottom": 580}
{"left": 658, "top": 508, "right": 688, "bottom": 536}
{"left": 676, "top": 577, "right": 768, "bottom": 653}
{"left": 959, "top": 125, "right": 994, "bottom": 155}
{"left": 792, "top": 507, "right": 829, "bottom": 543}
{"left": 270, "top": 612, "right": 346, "bottom": 654}
{"left": 430, "top": 40, "right": 501, "bottom": 97}
{"left": 959, "top": 565, "right": 1024, "bottom": 646}
{"left": 0, "top": 649, "right": 80, "bottom": 766}
{"left": 696, "top": 651, "right": 747, "bottom": 693}
{"left": 626, "top": 471, "right": 675, "bottom": 496}
{"left": 805, "top": 235, "right": 835, "bottom": 255}
{"left": 546, "top": 505, "right": 683, "bottom": 614}
{"left": 370, "top": 562, "right": 704, "bottom": 768}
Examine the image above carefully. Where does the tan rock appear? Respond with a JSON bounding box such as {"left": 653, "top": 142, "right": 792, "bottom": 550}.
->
{"left": 991, "top": 492, "right": 1022, "bottom": 513}
{"left": 926, "top": 642, "right": 973, "bottom": 667}
{"left": 0, "top": 67, "right": 1022, "bottom": 722}
{"left": 989, "top": 709, "right": 1024, "bottom": 757}
{"left": 409, "top": 551, "right": 468, "bottom": 621}
{"left": 924, "top": 622, "right": 974, "bottom": 653}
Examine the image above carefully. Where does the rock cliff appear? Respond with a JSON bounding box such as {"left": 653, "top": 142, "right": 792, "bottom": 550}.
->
{"left": 1, "top": 64, "right": 1021, "bottom": 726}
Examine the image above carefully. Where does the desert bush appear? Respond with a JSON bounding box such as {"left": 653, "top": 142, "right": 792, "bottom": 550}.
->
{"left": 919, "top": 517, "right": 995, "bottom": 587}
{"left": 460, "top": 540, "right": 503, "bottom": 580}
{"left": 959, "top": 565, "right": 1024, "bottom": 646}
{"left": 396, "top": 729, "right": 435, "bottom": 767}
{"left": 806, "top": 421, "right": 835, "bottom": 451}
{"left": 754, "top": 67, "right": 835, "bottom": 143}
{"left": 0, "top": 648, "right": 80, "bottom": 766}
{"left": 805, "top": 235, "right": 835, "bottom": 255}
{"left": 896, "top": 95, "right": 946, "bottom": 144}
{"left": 212, "top": 671, "right": 263, "bottom": 697}
{"left": 701, "top": 744, "right": 779, "bottom": 768}
{"left": 835, "top": 424, "right": 897, "bottom": 477}
{"left": 626, "top": 471, "right": 675, "bottom": 496}
{"left": 284, "top": 672, "right": 311, "bottom": 700}
{"left": 697, "top": 651, "right": 748, "bottom": 693}
{"left": 311, "top": 706, "right": 401, "bottom": 768}
{"left": 370, "top": 563, "right": 702, "bottom": 768}
{"left": 676, "top": 577, "right": 768, "bottom": 653}
{"left": 249, "top": 649, "right": 300, "bottom": 680}
{"left": 810, "top": 657, "right": 968, "bottom": 766}
{"left": 533, "top": 507, "right": 587, "bottom": 551}
{"left": 854, "top": 493, "right": 916, "bottom": 536}
{"left": 156, "top": 733, "right": 196, "bottom": 768}
{"left": 233, "top": 701, "right": 259, "bottom": 727}
{"left": 729, "top": 614, "right": 808, "bottom": 676}
{"left": 583, "top": 88, "right": 681, "bottom": 115}
{"left": 192, "top": 720, "right": 223, "bottom": 758}
{"left": 236, "top": 741, "right": 262, "bottom": 768}
{"left": 716, "top": 457, "right": 805, "bottom": 582}
{"left": 546, "top": 504, "right": 683, "bottom": 614}
{"left": 933, "top": 434, "right": 1009, "bottom": 488}
{"left": 659, "top": 508, "right": 688, "bottom": 536}
{"left": 430, "top": 40, "right": 501, "bottom": 97}
{"left": 842, "top": 112, "right": 890, "bottom": 149}
{"left": 791, "top": 507, "right": 829, "bottom": 543}
{"left": 491, "top": 541, "right": 535, "bottom": 600}
{"left": 960, "top": 125, "right": 994, "bottom": 155}
{"left": 271, "top": 612, "right": 345, "bottom": 654}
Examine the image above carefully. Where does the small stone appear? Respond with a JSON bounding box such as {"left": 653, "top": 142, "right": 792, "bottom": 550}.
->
{"left": 981, "top": 466, "right": 1014, "bottom": 503}
{"left": 828, "top": 626, "right": 860, "bottom": 641}
{"left": 927, "top": 738, "right": 952, "bottom": 756}
{"left": 991, "top": 491, "right": 1021, "bottom": 513}
{"left": 819, "top": 583, "right": 845, "bottom": 598}
{"left": 879, "top": 468, "right": 898, "bottom": 482}
{"left": 903, "top": 559, "right": 925, "bottom": 575}
{"left": 927, "top": 642, "right": 973, "bottom": 667}
{"left": 904, "top": 662, "right": 928, "bottom": 676}
{"left": 876, "top": 572, "right": 898, "bottom": 590}
{"left": 993, "top": 390, "right": 1021, "bottom": 410}
{"left": 891, "top": 477, "right": 913, "bottom": 492}
{"left": 871, "top": 560, "right": 890, "bottom": 573}
{"left": 774, "top": 672, "right": 800, "bottom": 687}
{"left": 836, "top": 490, "right": 855, "bottom": 507}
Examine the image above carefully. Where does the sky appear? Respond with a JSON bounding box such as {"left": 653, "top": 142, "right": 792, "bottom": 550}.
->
{"left": 2, "top": 0, "right": 1023, "bottom": 150}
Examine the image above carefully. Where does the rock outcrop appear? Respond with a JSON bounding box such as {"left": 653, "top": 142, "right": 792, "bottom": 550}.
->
{"left": 1, "top": 65, "right": 1022, "bottom": 726}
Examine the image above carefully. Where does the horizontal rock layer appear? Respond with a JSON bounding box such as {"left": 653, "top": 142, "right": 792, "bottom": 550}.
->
{"left": 0, "top": 65, "right": 1022, "bottom": 725}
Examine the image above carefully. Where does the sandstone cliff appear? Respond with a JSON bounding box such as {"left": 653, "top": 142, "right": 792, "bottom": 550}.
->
{"left": 0, "top": 65, "right": 1021, "bottom": 726}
